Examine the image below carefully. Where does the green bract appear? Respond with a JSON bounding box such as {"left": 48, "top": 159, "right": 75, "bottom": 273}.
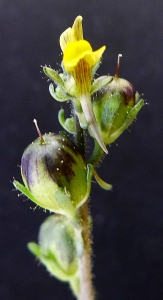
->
{"left": 91, "top": 76, "right": 144, "bottom": 145}
{"left": 13, "top": 133, "right": 93, "bottom": 224}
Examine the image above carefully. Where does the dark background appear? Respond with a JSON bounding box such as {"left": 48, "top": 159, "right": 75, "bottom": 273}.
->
{"left": 1, "top": 0, "right": 163, "bottom": 299}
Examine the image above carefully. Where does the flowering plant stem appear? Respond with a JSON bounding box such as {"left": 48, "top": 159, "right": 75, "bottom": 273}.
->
{"left": 78, "top": 202, "right": 94, "bottom": 300}
{"left": 74, "top": 107, "right": 94, "bottom": 300}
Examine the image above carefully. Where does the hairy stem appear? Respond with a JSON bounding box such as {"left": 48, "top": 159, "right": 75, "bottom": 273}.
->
{"left": 78, "top": 202, "right": 95, "bottom": 300}
{"left": 73, "top": 106, "right": 94, "bottom": 300}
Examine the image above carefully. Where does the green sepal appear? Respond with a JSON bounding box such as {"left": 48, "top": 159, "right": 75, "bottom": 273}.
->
{"left": 91, "top": 76, "right": 113, "bottom": 95}
{"left": 91, "top": 60, "right": 101, "bottom": 78}
{"left": 93, "top": 169, "right": 112, "bottom": 191}
{"left": 13, "top": 180, "right": 44, "bottom": 208}
{"left": 28, "top": 242, "right": 42, "bottom": 258}
{"left": 128, "top": 98, "right": 144, "bottom": 118}
{"left": 13, "top": 179, "right": 59, "bottom": 212}
{"left": 49, "top": 83, "right": 70, "bottom": 102}
{"left": 108, "top": 98, "right": 144, "bottom": 143}
{"left": 29, "top": 250, "right": 77, "bottom": 281}
{"left": 40, "top": 255, "right": 74, "bottom": 281}
{"left": 69, "top": 276, "right": 80, "bottom": 297}
{"left": 43, "top": 66, "right": 65, "bottom": 87}
{"left": 76, "top": 163, "right": 94, "bottom": 209}
{"left": 58, "top": 109, "right": 75, "bottom": 134}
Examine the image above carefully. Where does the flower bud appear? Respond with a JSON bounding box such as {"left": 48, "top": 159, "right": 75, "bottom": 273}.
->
{"left": 91, "top": 76, "right": 144, "bottom": 145}
{"left": 28, "top": 214, "right": 78, "bottom": 281}
{"left": 13, "top": 133, "right": 92, "bottom": 217}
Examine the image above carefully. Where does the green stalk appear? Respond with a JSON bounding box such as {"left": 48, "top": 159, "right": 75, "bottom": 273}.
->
{"left": 73, "top": 106, "right": 95, "bottom": 300}
{"left": 77, "top": 202, "right": 95, "bottom": 300}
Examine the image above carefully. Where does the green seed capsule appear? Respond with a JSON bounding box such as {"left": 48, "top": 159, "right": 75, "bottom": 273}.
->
{"left": 91, "top": 76, "right": 144, "bottom": 145}
{"left": 13, "top": 133, "right": 93, "bottom": 218}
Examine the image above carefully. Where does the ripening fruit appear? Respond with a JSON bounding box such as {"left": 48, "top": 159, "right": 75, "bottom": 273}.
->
{"left": 91, "top": 76, "right": 144, "bottom": 145}
{"left": 13, "top": 133, "right": 93, "bottom": 217}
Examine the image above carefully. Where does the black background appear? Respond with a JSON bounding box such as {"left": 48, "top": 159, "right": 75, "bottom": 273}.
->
{"left": 1, "top": 0, "right": 163, "bottom": 299}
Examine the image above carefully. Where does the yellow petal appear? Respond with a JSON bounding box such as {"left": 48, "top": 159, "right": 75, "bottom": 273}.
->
{"left": 60, "top": 27, "right": 75, "bottom": 53}
{"left": 60, "top": 16, "right": 83, "bottom": 53}
{"left": 63, "top": 40, "right": 92, "bottom": 72}
{"left": 63, "top": 40, "right": 106, "bottom": 73}
{"left": 84, "top": 45, "right": 106, "bottom": 67}
{"left": 72, "top": 16, "right": 83, "bottom": 41}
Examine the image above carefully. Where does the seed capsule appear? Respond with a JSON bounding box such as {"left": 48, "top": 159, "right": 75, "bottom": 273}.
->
{"left": 14, "top": 133, "right": 92, "bottom": 216}
{"left": 91, "top": 76, "right": 144, "bottom": 145}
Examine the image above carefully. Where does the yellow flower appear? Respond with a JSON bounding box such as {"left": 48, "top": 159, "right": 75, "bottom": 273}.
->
{"left": 60, "top": 16, "right": 108, "bottom": 154}
{"left": 63, "top": 40, "right": 105, "bottom": 96}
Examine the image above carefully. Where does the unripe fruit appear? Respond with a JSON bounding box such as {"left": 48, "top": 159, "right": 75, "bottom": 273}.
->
{"left": 91, "top": 76, "right": 144, "bottom": 145}
{"left": 14, "top": 133, "right": 92, "bottom": 215}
